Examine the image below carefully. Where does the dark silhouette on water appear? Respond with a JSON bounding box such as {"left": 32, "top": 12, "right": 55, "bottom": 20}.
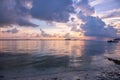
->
{"left": 107, "top": 40, "right": 119, "bottom": 43}
{"left": 113, "top": 38, "right": 120, "bottom": 41}
{"left": 107, "top": 57, "right": 120, "bottom": 65}
{"left": 107, "top": 38, "right": 120, "bottom": 43}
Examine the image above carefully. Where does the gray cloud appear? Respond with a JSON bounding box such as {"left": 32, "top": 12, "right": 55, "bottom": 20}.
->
{"left": 16, "top": 18, "right": 38, "bottom": 27}
{"left": 64, "top": 33, "right": 71, "bottom": 38}
{"left": 2, "top": 28, "right": 19, "bottom": 34}
{"left": 40, "top": 28, "right": 50, "bottom": 37}
{"left": 102, "top": 11, "right": 120, "bottom": 19}
{"left": 0, "top": 0, "right": 118, "bottom": 38}
{"left": 0, "top": 0, "right": 74, "bottom": 27}
{"left": 72, "top": 0, "right": 118, "bottom": 38}
{"left": 79, "top": 12, "right": 117, "bottom": 38}
{"left": 70, "top": 24, "right": 81, "bottom": 32}
{"left": 73, "top": 0, "right": 94, "bottom": 15}
{"left": 0, "top": 0, "right": 38, "bottom": 27}
{"left": 30, "top": 0, "right": 74, "bottom": 22}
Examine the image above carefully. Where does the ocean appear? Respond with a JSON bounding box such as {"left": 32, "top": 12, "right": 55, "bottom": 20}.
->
{"left": 0, "top": 40, "right": 120, "bottom": 80}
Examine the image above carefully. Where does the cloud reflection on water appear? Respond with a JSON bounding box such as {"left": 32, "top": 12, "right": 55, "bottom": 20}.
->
{"left": 0, "top": 40, "right": 120, "bottom": 72}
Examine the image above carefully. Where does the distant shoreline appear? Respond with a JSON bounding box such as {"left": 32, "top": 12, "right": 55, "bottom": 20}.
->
{"left": 0, "top": 39, "right": 106, "bottom": 42}
{"left": 0, "top": 39, "right": 82, "bottom": 41}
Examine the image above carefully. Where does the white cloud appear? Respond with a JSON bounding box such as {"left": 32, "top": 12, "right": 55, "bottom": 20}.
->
{"left": 89, "top": 0, "right": 105, "bottom": 7}
{"left": 101, "top": 9, "right": 120, "bottom": 19}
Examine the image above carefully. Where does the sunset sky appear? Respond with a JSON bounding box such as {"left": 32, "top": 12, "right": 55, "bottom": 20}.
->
{"left": 0, "top": 0, "right": 120, "bottom": 40}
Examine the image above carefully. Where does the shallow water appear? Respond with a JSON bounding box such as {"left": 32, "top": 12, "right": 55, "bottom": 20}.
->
{"left": 0, "top": 40, "right": 120, "bottom": 80}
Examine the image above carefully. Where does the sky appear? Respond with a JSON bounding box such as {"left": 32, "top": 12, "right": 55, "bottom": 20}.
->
{"left": 0, "top": 0, "right": 120, "bottom": 40}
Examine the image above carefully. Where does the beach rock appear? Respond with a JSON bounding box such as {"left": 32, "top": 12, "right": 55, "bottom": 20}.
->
{"left": 96, "top": 71, "right": 120, "bottom": 80}
{"left": 107, "top": 57, "right": 120, "bottom": 65}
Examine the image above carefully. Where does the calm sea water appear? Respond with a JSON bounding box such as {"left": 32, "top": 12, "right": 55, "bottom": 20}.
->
{"left": 0, "top": 40, "right": 120, "bottom": 79}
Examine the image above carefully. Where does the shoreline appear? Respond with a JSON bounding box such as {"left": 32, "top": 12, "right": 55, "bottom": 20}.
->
{"left": 0, "top": 68, "right": 120, "bottom": 80}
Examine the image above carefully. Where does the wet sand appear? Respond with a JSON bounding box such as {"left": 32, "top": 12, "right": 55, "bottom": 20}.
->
{"left": 0, "top": 66, "right": 120, "bottom": 80}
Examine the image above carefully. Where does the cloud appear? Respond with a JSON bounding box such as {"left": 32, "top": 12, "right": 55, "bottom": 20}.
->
{"left": 70, "top": 23, "right": 81, "bottom": 32}
{"left": 0, "top": 0, "right": 118, "bottom": 39}
{"left": 69, "top": 0, "right": 95, "bottom": 35}
{"left": 40, "top": 28, "right": 50, "bottom": 37}
{"left": 0, "top": 0, "right": 38, "bottom": 27}
{"left": 2, "top": 28, "right": 19, "bottom": 34}
{"left": 0, "top": 0, "right": 75, "bottom": 27}
{"left": 79, "top": 12, "right": 117, "bottom": 38}
{"left": 72, "top": 0, "right": 118, "bottom": 38}
{"left": 73, "top": 0, "right": 94, "bottom": 15}
{"left": 16, "top": 18, "right": 38, "bottom": 27}
{"left": 89, "top": 0, "right": 105, "bottom": 7}
{"left": 64, "top": 33, "right": 71, "bottom": 38}
{"left": 30, "top": 0, "right": 74, "bottom": 22}
{"left": 101, "top": 9, "right": 120, "bottom": 19}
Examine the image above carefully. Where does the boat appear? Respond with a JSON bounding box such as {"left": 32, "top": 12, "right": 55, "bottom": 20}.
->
{"left": 107, "top": 40, "right": 119, "bottom": 43}
{"left": 113, "top": 38, "right": 120, "bottom": 41}
{"left": 107, "top": 38, "right": 120, "bottom": 43}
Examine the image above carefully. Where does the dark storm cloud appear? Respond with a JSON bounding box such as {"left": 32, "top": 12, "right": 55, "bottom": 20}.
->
{"left": 2, "top": 28, "right": 19, "bottom": 34}
{"left": 0, "top": 0, "right": 37, "bottom": 27}
{"left": 30, "top": 0, "right": 74, "bottom": 22}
